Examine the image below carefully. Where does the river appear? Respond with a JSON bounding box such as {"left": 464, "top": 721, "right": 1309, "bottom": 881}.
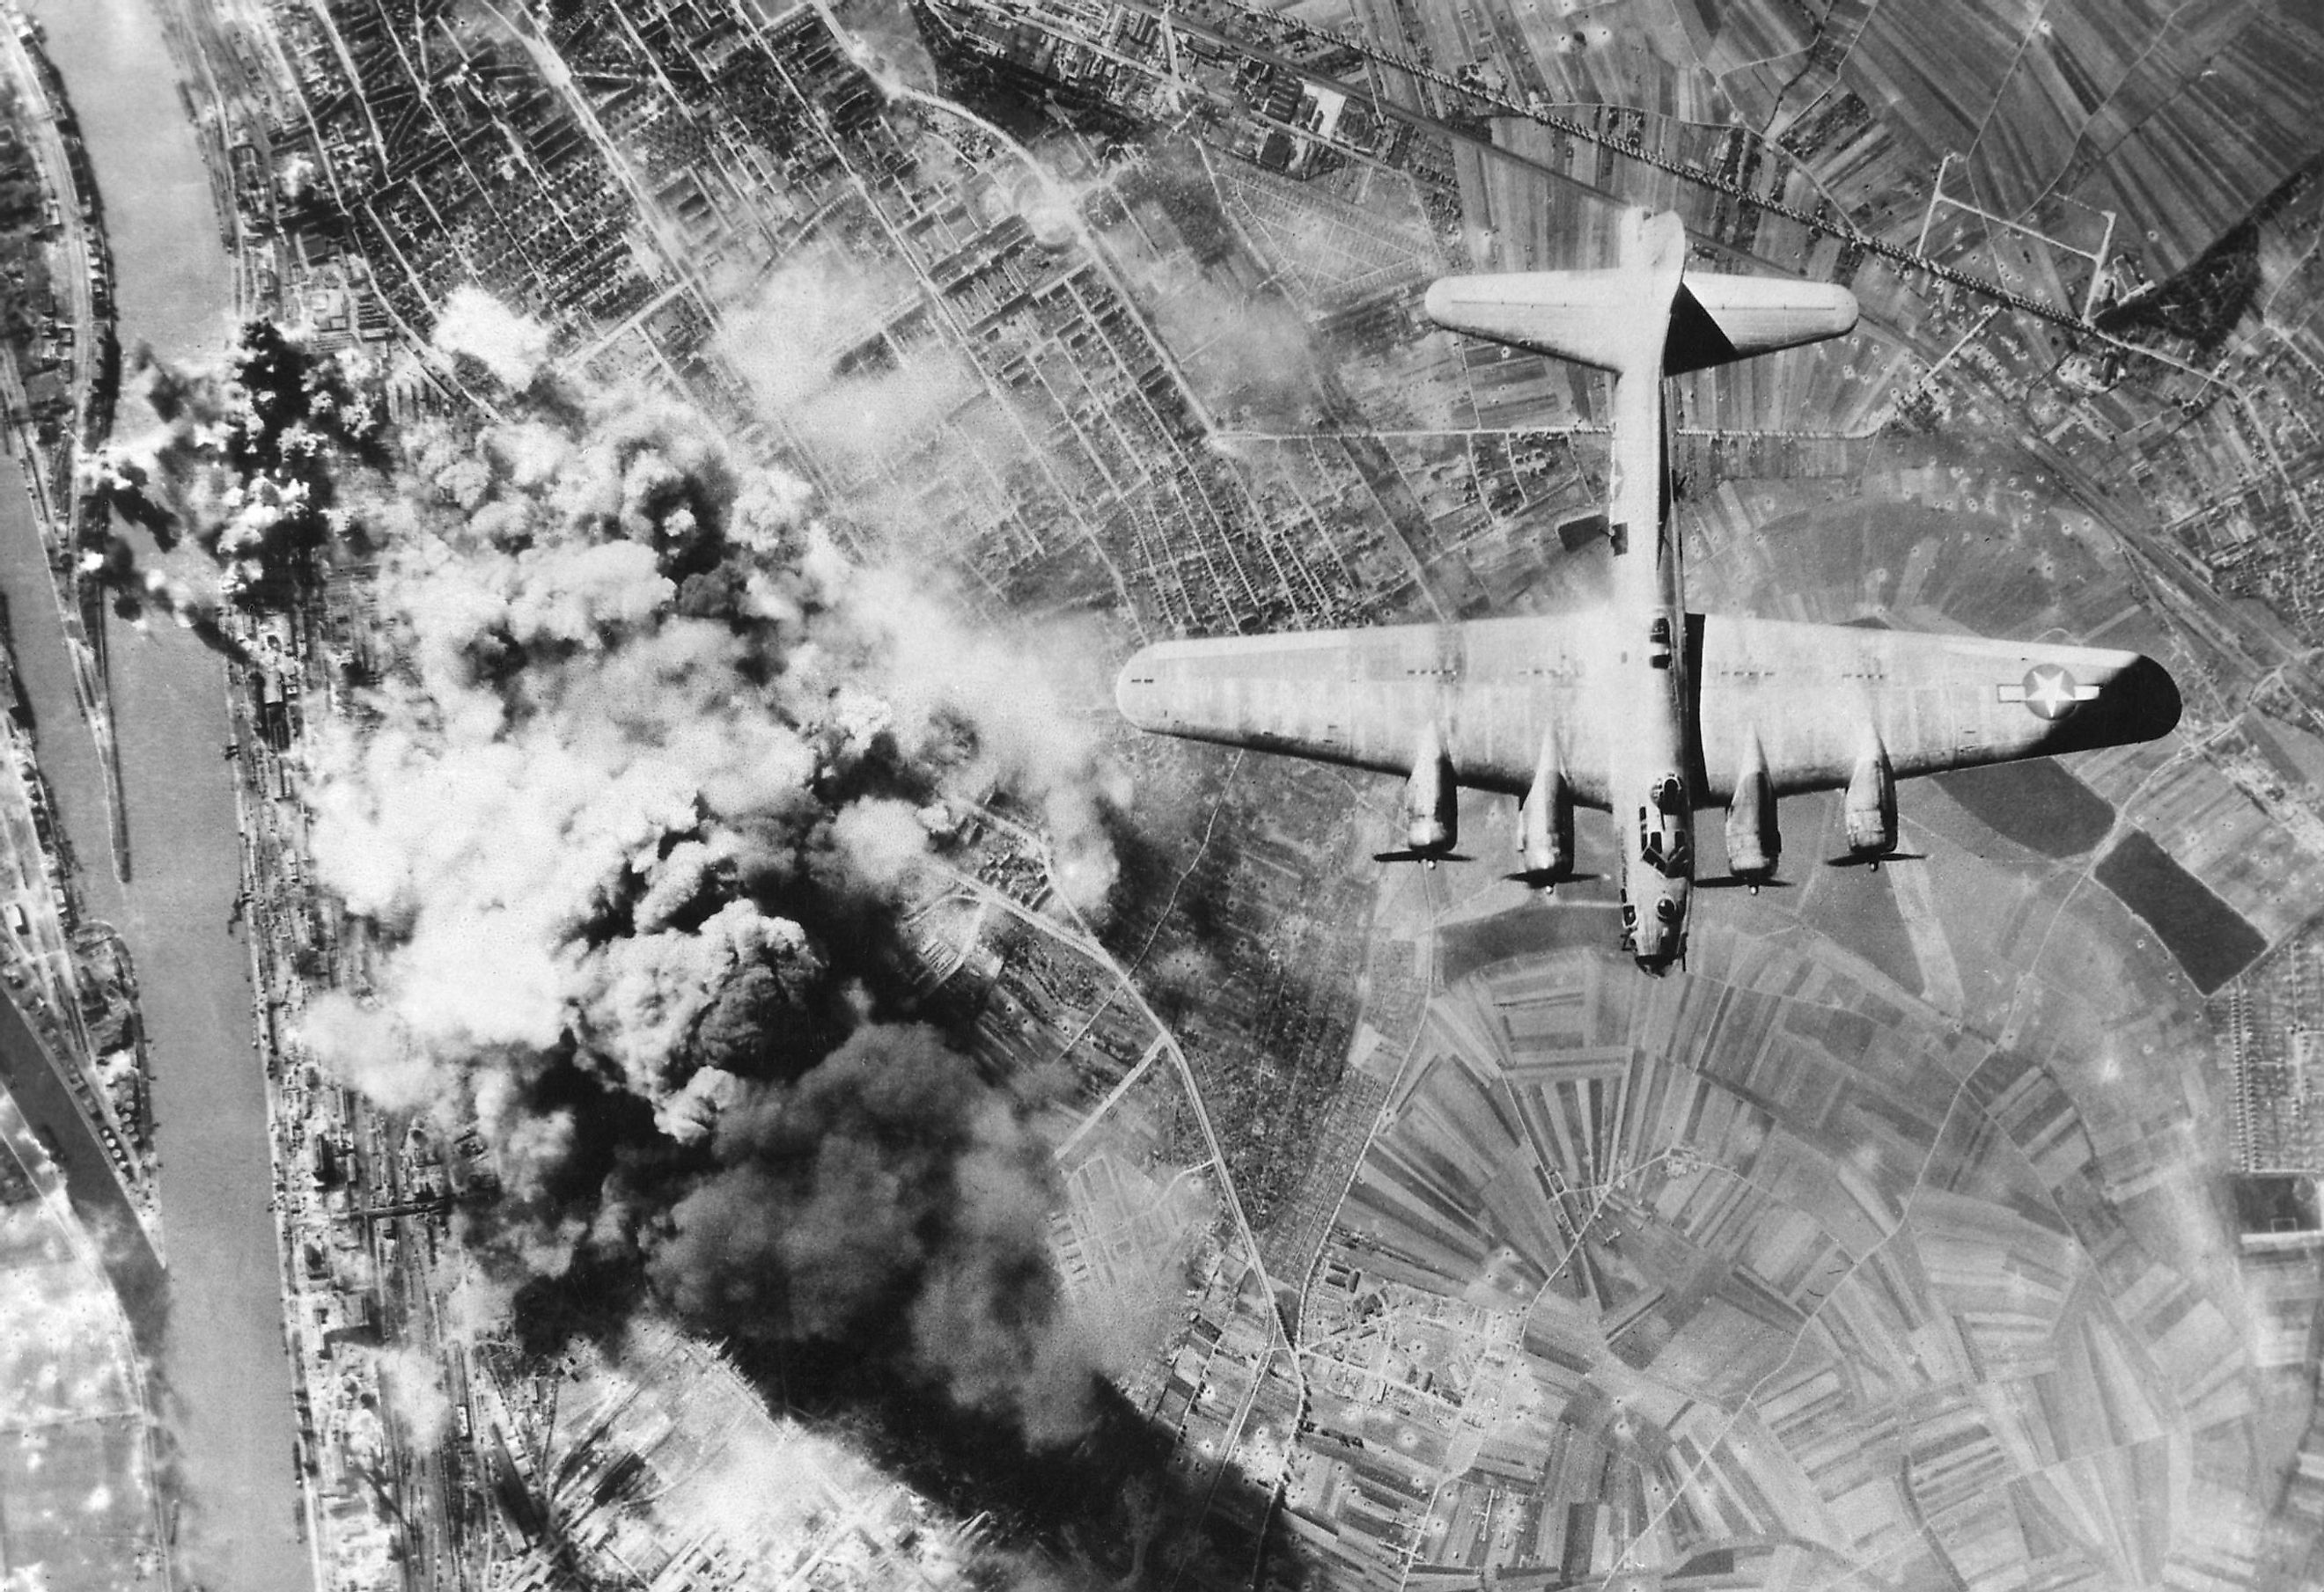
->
{"left": 16, "top": 4, "right": 310, "bottom": 1591}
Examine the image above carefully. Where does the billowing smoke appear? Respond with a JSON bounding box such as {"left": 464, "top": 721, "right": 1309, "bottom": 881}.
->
{"left": 818, "top": 0, "right": 939, "bottom": 96}
{"left": 371, "top": 1345, "right": 455, "bottom": 1449}
{"left": 650, "top": 1022, "right": 1105, "bottom": 1442}
{"left": 721, "top": 248, "right": 984, "bottom": 477}
{"left": 321, "top": 384, "right": 1120, "bottom": 1435}
{"left": 80, "top": 327, "right": 383, "bottom": 630}
{"left": 106, "top": 318, "right": 1131, "bottom": 1442}
{"left": 430, "top": 284, "right": 555, "bottom": 388}
{"left": 1131, "top": 251, "right": 1320, "bottom": 422}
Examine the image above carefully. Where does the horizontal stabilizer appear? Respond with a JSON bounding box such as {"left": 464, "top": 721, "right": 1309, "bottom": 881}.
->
{"left": 1425, "top": 268, "right": 1652, "bottom": 374}
{"left": 1424, "top": 209, "right": 1857, "bottom": 377}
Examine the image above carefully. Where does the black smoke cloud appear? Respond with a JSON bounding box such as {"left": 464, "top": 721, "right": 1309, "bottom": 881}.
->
{"left": 651, "top": 1022, "right": 1101, "bottom": 1442}
{"left": 100, "top": 321, "right": 1127, "bottom": 1441}
{"left": 82, "top": 326, "right": 384, "bottom": 627}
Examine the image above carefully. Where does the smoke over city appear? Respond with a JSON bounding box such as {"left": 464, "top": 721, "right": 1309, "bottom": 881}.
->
{"left": 92, "top": 315, "right": 1136, "bottom": 1445}
{"left": 820, "top": 0, "right": 941, "bottom": 96}
{"left": 82, "top": 328, "right": 382, "bottom": 635}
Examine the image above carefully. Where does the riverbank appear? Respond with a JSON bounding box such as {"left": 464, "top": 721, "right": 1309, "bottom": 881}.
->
{"left": 21, "top": 2, "right": 309, "bottom": 1589}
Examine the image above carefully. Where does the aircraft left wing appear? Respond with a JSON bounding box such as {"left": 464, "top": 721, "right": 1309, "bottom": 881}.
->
{"left": 1694, "top": 615, "right": 2181, "bottom": 798}
{"left": 1115, "top": 615, "right": 1614, "bottom": 806}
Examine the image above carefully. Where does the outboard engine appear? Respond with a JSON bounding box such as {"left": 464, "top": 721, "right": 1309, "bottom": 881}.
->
{"left": 1518, "top": 733, "right": 1574, "bottom": 887}
{"left": 1843, "top": 741, "right": 1898, "bottom": 863}
{"left": 1724, "top": 735, "right": 1780, "bottom": 891}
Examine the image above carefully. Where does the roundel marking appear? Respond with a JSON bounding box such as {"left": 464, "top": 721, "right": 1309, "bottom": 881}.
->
{"left": 2021, "top": 664, "right": 2080, "bottom": 720}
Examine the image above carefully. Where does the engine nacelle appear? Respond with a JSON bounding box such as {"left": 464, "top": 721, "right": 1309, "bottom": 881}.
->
{"left": 1518, "top": 734, "right": 1574, "bottom": 885}
{"left": 1401, "top": 724, "right": 1458, "bottom": 858}
{"left": 1724, "top": 737, "right": 1780, "bottom": 887}
{"left": 1843, "top": 743, "right": 1897, "bottom": 858}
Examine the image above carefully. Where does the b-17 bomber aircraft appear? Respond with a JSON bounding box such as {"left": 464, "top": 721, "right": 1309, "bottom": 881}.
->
{"left": 1115, "top": 209, "right": 2184, "bottom": 972}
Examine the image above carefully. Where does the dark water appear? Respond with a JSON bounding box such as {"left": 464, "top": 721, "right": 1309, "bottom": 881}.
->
{"left": 2094, "top": 828, "right": 2266, "bottom": 995}
{"left": 18, "top": 3, "right": 309, "bottom": 1589}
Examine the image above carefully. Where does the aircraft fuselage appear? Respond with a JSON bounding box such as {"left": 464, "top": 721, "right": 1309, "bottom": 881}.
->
{"left": 1604, "top": 347, "right": 1691, "bottom": 969}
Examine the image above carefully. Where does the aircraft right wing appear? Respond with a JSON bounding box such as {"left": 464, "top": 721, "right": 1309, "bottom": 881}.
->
{"left": 1692, "top": 614, "right": 2182, "bottom": 800}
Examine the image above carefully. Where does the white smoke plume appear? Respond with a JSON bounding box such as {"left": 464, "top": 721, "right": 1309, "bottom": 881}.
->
{"left": 819, "top": 0, "right": 940, "bottom": 96}
{"left": 298, "top": 992, "right": 437, "bottom": 1113}
{"left": 1130, "top": 251, "right": 1319, "bottom": 422}
{"left": 430, "top": 285, "right": 554, "bottom": 389}
{"left": 722, "top": 249, "right": 981, "bottom": 474}
{"left": 371, "top": 1345, "right": 456, "bottom": 1449}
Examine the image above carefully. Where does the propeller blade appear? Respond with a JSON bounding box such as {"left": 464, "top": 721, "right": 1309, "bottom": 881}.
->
{"left": 1694, "top": 875, "right": 1791, "bottom": 891}
{"left": 1375, "top": 849, "right": 1474, "bottom": 864}
{"left": 1500, "top": 870, "right": 1602, "bottom": 886}
{"left": 1820, "top": 850, "right": 1925, "bottom": 869}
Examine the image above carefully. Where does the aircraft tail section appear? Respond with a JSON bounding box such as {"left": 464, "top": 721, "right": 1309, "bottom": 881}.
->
{"left": 1424, "top": 209, "right": 1857, "bottom": 376}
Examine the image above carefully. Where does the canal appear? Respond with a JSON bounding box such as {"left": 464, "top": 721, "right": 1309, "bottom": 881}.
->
{"left": 17, "top": 3, "right": 310, "bottom": 1590}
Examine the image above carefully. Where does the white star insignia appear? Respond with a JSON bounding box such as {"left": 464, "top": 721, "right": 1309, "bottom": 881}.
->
{"left": 2026, "top": 666, "right": 2075, "bottom": 718}
{"left": 1997, "top": 665, "right": 2100, "bottom": 720}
